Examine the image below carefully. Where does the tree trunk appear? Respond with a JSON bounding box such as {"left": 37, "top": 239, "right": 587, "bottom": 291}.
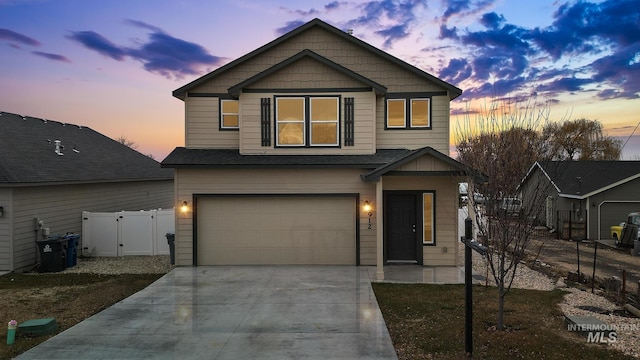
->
{"left": 497, "top": 286, "right": 505, "bottom": 331}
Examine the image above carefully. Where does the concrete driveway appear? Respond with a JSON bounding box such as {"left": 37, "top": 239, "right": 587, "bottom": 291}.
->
{"left": 17, "top": 266, "right": 398, "bottom": 359}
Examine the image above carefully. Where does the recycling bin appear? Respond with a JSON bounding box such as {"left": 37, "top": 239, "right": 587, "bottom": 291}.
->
{"left": 63, "top": 233, "right": 80, "bottom": 268}
{"left": 166, "top": 233, "right": 175, "bottom": 265}
{"left": 37, "top": 236, "right": 67, "bottom": 272}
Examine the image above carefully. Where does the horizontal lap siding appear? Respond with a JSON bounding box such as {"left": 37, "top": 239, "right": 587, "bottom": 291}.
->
{"left": 376, "top": 95, "right": 451, "bottom": 152}
{"left": 174, "top": 168, "right": 377, "bottom": 266}
{"left": 383, "top": 176, "right": 460, "bottom": 266}
{"left": 185, "top": 97, "right": 239, "bottom": 149}
{"left": 187, "top": 28, "right": 452, "bottom": 153}
{"left": 240, "top": 91, "right": 375, "bottom": 155}
{"left": 11, "top": 181, "right": 173, "bottom": 271}
{"left": 0, "top": 189, "right": 12, "bottom": 270}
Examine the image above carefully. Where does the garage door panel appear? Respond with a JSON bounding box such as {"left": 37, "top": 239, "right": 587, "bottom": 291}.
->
{"left": 197, "top": 196, "right": 356, "bottom": 265}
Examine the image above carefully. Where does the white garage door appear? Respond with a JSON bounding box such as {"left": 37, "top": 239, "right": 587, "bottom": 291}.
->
{"left": 197, "top": 196, "right": 356, "bottom": 265}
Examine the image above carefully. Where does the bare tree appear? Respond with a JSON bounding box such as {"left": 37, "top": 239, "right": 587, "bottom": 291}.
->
{"left": 115, "top": 135, "right": 155, "bottom": 159}
{"left": 541, "top": 118, "right": 622, "bottom": 160}
{"left": 116, "top": 135, "right": 138, "bottom": 150}
{"left": 455, "top": 97, "right": 553, "bottom": 331}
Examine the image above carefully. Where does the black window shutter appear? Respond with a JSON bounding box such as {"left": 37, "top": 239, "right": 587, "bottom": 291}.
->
{"left": 261, "top": 98, "right": 271, "bottom": 146}
{"left": 345, "top": 97, "right": 355, "bottom": 146}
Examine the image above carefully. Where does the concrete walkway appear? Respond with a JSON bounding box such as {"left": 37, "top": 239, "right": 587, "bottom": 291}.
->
{"left": 17, "top": 266, "right": 398, "bottom": 360}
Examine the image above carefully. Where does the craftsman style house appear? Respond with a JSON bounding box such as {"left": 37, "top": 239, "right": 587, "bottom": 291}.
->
{"left": 162, "top": 18, "right": 473, "bottom": 279}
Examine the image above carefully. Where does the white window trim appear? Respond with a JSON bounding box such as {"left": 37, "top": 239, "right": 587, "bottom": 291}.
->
{"left": 422, "top": 192, "right": 435, "bottom": 245}
{"left": 309, "top": 97, "right": 339, "bottom": 146}
{"left": 410, "top": 98, "right": 430, "bottom": 128}
{"left": 276, "top": 97, "right": 306, "bottom": 147}
{"left": 220, "top": 99, "right": 239, "bottom": 129}
{"left": 386, "top": 98, "right": 407, "bottom": 128}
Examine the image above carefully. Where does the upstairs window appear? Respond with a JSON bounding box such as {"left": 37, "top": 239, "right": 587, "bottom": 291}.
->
{"left": 386, "top": 97, "right": 431, "bottom": 129}
{"left": 220, "top": 99, "right": 239, "bottom": 129}
{"left": 276, "top": 96, "right": 340, "bottom": 147}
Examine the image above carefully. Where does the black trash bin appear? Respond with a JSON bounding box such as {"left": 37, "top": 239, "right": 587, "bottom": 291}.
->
{"left": 63, "top": 233, "right": 80, "bottom": 268}
{"left": 37, "top": 236, "right": 67, "bottom": 272}
{"left": 166, "top": 233, "right": 175, "bottom": 265}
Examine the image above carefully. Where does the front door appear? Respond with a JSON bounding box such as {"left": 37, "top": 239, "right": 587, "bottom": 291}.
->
{"left": 386, "top": 193, "right": 418, "bottom": 262}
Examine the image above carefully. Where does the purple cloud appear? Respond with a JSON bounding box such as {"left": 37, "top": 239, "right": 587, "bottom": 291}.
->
{"left": 438, "top": 0, "right": 640, "bottom": 103}
{"left": 127, "top": 32, "right": 225, "bottom": 78}
{"left": 67, "top": 22, "right": 226, "bottom": 79}
{"left": 0, "top": 28, "right": 40, "bottom": 46}
{"left": 375, "top": 24, "right": 409, "bottom": 48}
{"left": 32, "top": 51, "right": 71, "bottom": 63}
{"left": 276, "top": 20, "right": 307, "bottom": 35}
{"left": 68, "top": 30, "right": 126, "bottom": 61}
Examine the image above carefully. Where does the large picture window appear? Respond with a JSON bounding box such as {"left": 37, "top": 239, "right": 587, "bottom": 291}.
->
{"left": 220, "top": 99, "right": 239, "bottom": 129}
{"left": 423, "top": 193, "right": 434, "bottom": 244}
{"left": 276, "top": 96, "right": 340, "bottom": 147}
{"left": 386, "top": 97, "right": 431, "bottom": 129}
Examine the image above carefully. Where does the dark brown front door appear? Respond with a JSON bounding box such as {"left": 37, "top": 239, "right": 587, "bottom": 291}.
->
{"left": 386, "top": 193, "right": 418, "bottom": 262}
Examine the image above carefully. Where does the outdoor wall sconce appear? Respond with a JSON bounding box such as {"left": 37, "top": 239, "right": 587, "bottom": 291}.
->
{"left": 363, "top": 201, "right": 372, "bottom": 213}
{"left": 180, "top": 201, "right": 189, "bottom": 213}
{"left": 363, "top": 201, "right": 373, "bottom": 229}
{"left": 0, "top": 206, "right": 3, "bottom": 217}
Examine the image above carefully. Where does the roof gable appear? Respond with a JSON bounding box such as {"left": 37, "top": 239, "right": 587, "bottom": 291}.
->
{"left": 0, "top": 111, "right": 173, "bottom": 185}
{"left": 173, "top": 18, "right": 461, "bottom": 100}
{"left": 361, "top": 146, "right": 484, "bottom": 182}
{"left": 535, "top": 161, "right": 640, "bottom": 198}
{"left": 228, "top": 49, "right": 387, "bottom": 96}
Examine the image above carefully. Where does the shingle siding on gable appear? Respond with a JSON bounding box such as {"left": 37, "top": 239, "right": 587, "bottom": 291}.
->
{"left": 246, "top": 56, "right": 367, "bottom": 90}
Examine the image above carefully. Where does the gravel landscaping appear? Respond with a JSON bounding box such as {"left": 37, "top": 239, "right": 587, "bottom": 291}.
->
{"left": 461, "top": 242, "right": 640, "bottom": 358}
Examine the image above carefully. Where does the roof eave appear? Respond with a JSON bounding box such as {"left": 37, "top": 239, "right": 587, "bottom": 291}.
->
{"left": 173, "top": 18, "right": 461, "bottom": 100}
{"left": 361, "top": 146, "right": 484, "bottom": 182}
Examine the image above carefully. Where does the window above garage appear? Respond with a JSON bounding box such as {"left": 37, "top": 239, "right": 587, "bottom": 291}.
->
{"left": 275, "top": 96, "right": 340, "bottom": 147}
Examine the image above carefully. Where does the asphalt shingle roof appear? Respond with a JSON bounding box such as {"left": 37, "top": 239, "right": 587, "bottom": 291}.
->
{"left": 0, "top": 111, "right": 173, "bottom": 185}
{"left": 537, "top": 160, "right": 640, "bottom": 197}
{"left": 161, "top": 147, "right": 412, "bottom": 168}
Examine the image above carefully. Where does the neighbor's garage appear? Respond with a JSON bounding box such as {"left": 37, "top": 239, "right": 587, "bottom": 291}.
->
{"left": 196, "top": 196, "right": 356, "bottom": 265}
{"left": 598, "top": 202, "right": 640, "bottom": 239}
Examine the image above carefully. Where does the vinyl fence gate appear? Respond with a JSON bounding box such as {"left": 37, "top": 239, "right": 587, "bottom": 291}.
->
{"left": 81, "top": 209, "right": 174, "bottom": 257}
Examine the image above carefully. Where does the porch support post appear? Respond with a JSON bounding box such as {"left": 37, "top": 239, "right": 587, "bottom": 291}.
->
{"left": 376, "top": 178, "right": 384, "bottom": 280}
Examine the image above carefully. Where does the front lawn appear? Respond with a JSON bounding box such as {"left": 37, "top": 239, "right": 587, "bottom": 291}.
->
{"left": 372, "top": 283, "right": 634, "bottom": 359}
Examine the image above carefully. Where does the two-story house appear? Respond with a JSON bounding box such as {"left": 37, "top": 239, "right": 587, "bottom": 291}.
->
{"left": 161, "top": 18, "right": 474, "bottom": 279}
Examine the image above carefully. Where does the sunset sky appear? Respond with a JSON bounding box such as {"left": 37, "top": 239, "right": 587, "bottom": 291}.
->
{"left": 1, "top": 0, "right": 639, "bottom": 160}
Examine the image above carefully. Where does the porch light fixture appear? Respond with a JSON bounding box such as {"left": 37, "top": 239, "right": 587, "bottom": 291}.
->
{"left": 180, "top": 201, "right": 189, "bottom": 213}
{"left": 363, "top": 201, "right": 373, "bottom": 230}
{"left": 363, "top": 201, "right": 372, "bottom": 213}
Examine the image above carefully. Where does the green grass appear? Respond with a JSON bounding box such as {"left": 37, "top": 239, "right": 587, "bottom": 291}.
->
{"left": 372, "top": 283, "right": 635, "bottom": 360}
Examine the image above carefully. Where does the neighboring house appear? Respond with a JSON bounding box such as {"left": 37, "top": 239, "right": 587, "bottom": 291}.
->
{"left": 161, "top": 18, "right": 476, "bottom": 279}
{"left": 520, "top": 160, "right": 640, "bottom": 240}
{"left": 0, "top": 111, "right": 174, "bottom": 271}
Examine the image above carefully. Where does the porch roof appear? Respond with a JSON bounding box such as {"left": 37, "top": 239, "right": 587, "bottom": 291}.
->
{"left": 161, "top": 147, "right": 411, "bottom": 168}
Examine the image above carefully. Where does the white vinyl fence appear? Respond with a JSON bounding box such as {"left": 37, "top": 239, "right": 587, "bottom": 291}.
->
{"left": 81, "top": 209, "right": 174, "bottom": 257}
